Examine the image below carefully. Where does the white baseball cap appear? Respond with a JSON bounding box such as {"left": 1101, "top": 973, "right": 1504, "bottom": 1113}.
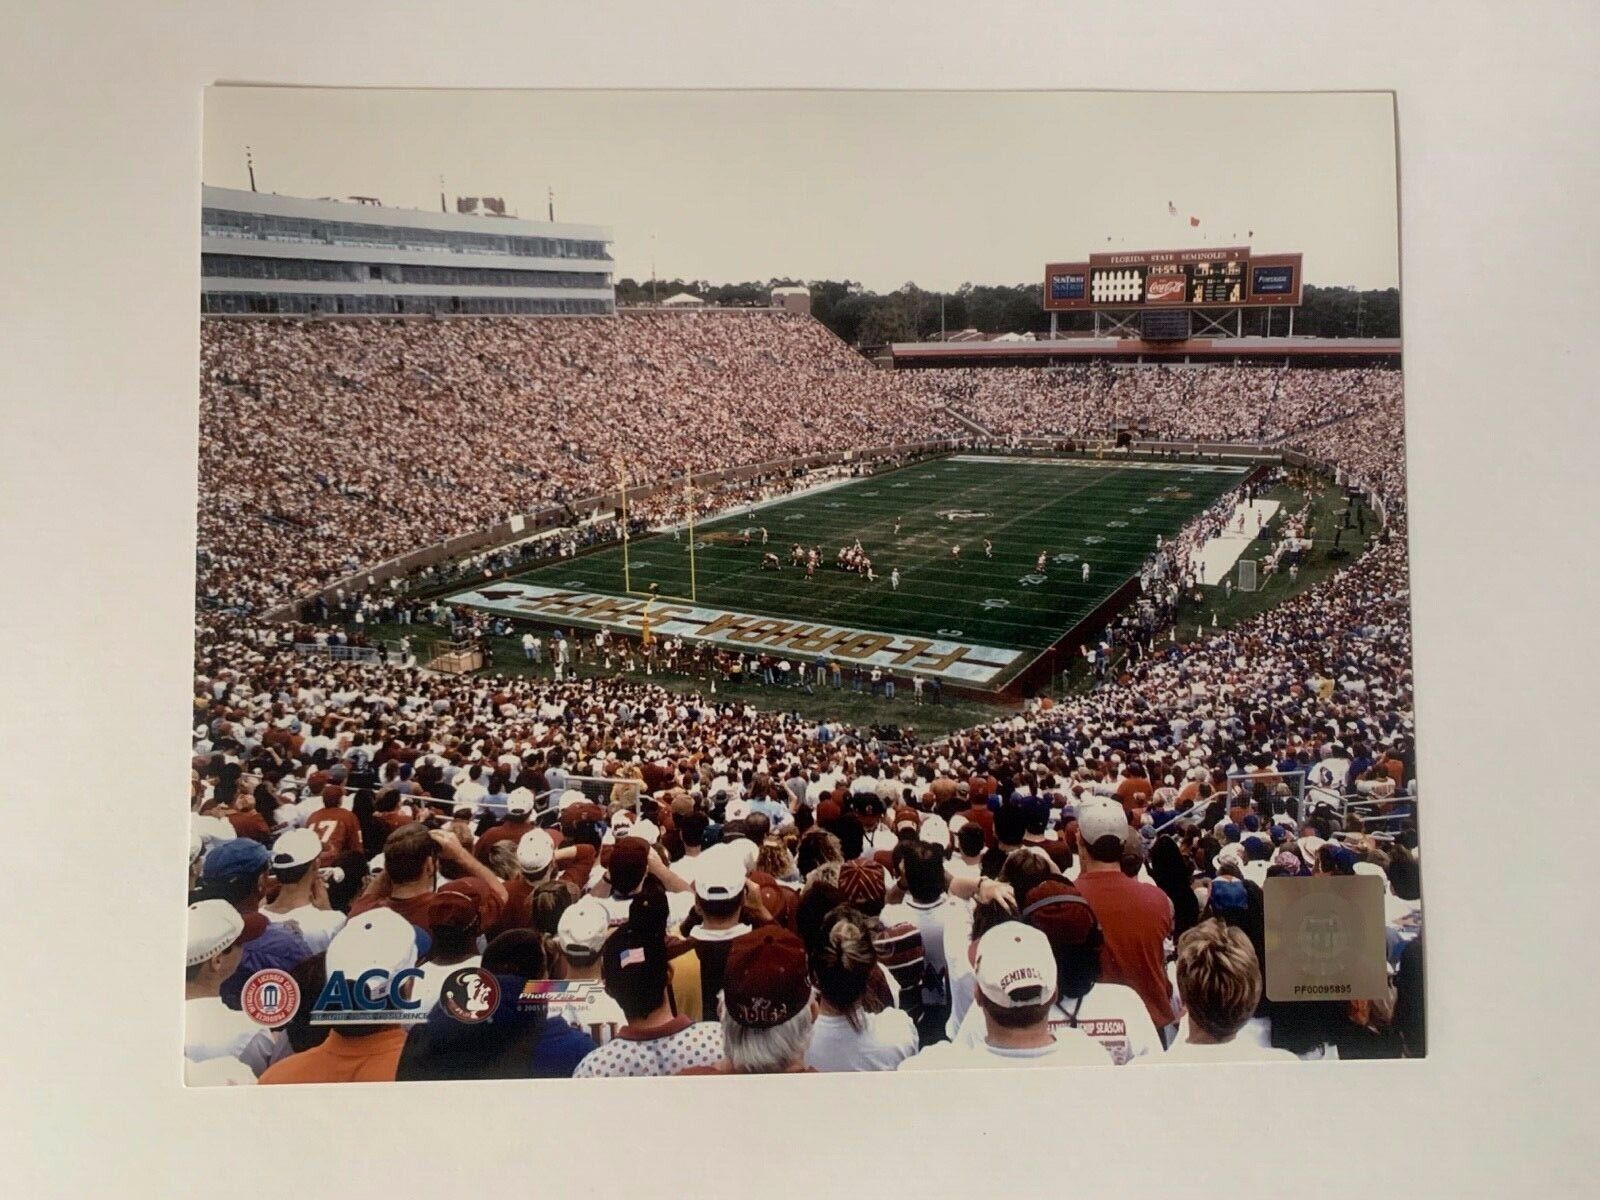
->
{"left": 609, "top": 809, "right": 635, "bottom": 831}
{"left": 918, "top": 815, "right": 951, "bottom": 848}
{"left": 628, "top": 819, "right": 661, "bottom": 846}
{"left": 517, "top": 828, "right": 556, "bottom": 874}
{"left": 974, "top": 922, "right": 1058, "bottom": 1009}
{"left": 558, "top": 789, "right": 588, "bottom": 810}
{"left": 186, "top": 899, "right": 245, "bottom": 967}
{"left": 1075, "top": 800, "right": 1131, "bottom": 846}
{"left": 556, "top": 897, "right": 611, "bottom": 959}
{"left": 324, "top": 908, "right": 421, "bottom": 1002}
{"left": 505, "top": 787, "right": 536, "bottom": 817}
{"left": 693, "top": 844, "right": 749, "bottom": 902}
{"left": 270, "top": 827, "right": 322, "bottom": 872}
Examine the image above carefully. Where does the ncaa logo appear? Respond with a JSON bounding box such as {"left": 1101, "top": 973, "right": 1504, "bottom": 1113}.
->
{"left": 241, "top": 968, "right": 301, "bottom": 1027}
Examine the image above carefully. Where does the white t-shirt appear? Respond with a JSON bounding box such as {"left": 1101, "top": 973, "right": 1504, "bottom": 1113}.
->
{"left": 184, "top": 996, "right": 283, "bottom": 1076}
{"left": 944, "top": 922, "right": 978, "bottom": 1039}
{"left": 805, "top": 1007, "right": 919, "bottom": 1073}
{"left": 597, "top": 892, "right": 695, "bottom": 929}
{"left": 669, "top": 853, "right": 704, "bottom": 890}
{"left": 1149, "top": 1017, "right": 1298, "bottom": 1064}
{"left": 953, "top": 983, "right": 1162, "bottom": 1065}
{"left": 946, "top": 856, "right": 983, "bottom": 883}
{"left": 899, "top": 1029, "right": 1112, "bottom": 1071}
{"left": 261, "top": 903, "right": 347, "bottom": 955}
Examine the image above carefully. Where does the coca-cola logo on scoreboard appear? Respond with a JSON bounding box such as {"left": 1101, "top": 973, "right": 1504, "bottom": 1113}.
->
{"left": 1145, "top": 274, "right": 1186, "bottom": 303}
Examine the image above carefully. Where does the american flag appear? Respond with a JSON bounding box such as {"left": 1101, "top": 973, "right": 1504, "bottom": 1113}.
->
{"left": 620, "top": 947, "right": 646, "bottom": 967}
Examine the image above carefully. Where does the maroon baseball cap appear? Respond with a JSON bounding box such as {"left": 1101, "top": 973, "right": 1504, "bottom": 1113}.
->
{"left": 722, "top": 927, "right": 812, "bottom": 1029}
{"left": 837, "top": 860, "right": 886, "bottom": 909}
{"left": 608, "top": 837, "right": 651, "bottom": 893}
{"left": 1020, "top": 880, "right": 1099, "bottom": 949}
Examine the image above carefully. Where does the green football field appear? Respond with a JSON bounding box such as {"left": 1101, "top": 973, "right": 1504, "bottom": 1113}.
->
{"left": 448, "top": 454, "right": 1246, "bottom": 689}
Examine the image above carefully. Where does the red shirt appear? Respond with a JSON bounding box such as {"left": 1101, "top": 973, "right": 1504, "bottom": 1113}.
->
{"left": 1073, "top": 868, "right": 1176, "bottom": 1028}
{"left": 474, "top": 818, "right": 536, "bottom": 863}
{"left": 227, "top": 810, "right": 272, "bottom": 844}
{"left": 1115, "top": 776, "right": 1154, "bottom": 815}
{"left": 491, "top": 874, "right": 535, "bottom": 939}
{"left": 558, "top": 844, "right": 598, "bottom": 890}
{"left": 349, "top": 890, "right": 436, "bottom": 933}
{"left": 960, "top": 805, "right": 997, "bottom": 848}
{"left": 307, "top": 806, "right": 362, "bottom": 865}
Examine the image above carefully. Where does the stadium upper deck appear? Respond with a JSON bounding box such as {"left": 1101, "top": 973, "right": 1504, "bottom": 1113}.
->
{"left": 201, "top": 186, "right": 616, "bottom": 316}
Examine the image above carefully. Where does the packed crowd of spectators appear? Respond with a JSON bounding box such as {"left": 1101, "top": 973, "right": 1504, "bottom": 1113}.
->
{"left": 187, "top": 311, "right": 1418, "bottom": 1084}
{"left": 930, "top": 364, "right": 1403, "bottom": 448}
{"left": 198, "top": 311, "right": 956, "bottom": 611}
{"left": 187, "top": 550, "right": 1419, "bottom": 1083}
{"left": 199, "top": 312, "right": 1404, "bottom": 612}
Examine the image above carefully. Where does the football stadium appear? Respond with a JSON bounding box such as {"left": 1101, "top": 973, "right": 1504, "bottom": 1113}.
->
{"left": 451, "top": 455, "right": 1253, "bottom": 692}
{"left": 187, "top": 180, "right": 1420, "bottom": 1087}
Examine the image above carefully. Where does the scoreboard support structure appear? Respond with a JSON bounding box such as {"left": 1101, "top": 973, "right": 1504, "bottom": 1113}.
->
{"left": 1190, "top": 308, "right": 1245, "bottom": 339}
{"left": 1091, "top": 309, "right": 1143, "bottom": 338}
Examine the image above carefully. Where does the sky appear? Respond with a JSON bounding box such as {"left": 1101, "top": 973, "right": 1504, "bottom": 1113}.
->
{"left": 204, "top": 89, "right": 1399, "bottom": 293}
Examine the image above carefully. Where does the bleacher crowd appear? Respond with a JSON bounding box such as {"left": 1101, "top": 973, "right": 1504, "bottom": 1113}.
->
{"left": 187, "top": 310, "right": 1419, "bottom": 1084}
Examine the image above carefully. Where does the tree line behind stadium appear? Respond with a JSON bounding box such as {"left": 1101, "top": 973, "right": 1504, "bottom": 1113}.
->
{"left": 613, "top": 278, "right": 1401, "bottom": 346}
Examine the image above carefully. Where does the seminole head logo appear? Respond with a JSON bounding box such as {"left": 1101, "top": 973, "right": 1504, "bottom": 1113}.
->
{"left": 441, "top": 968, "right": 501, "bottom": 1024}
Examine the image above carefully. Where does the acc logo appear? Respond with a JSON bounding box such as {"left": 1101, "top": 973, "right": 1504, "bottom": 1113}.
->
{"left": 441, "top": 968, "right": 501, "bottom": 1024}
{"left": 241, "top": 968, "right": 301, "bottom": 1027}
{"left": 311, "top": 968, "right": 427, "bottom": 1024}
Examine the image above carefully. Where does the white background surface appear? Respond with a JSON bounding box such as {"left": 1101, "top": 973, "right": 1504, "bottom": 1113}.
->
{"left": 2, "top": 2, "right": 1597, "bottom": 1196}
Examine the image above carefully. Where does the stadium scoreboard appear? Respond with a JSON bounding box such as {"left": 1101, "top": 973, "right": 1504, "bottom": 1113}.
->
{"left": 1044, "top": 246, "right": 1303, "bottom": 312}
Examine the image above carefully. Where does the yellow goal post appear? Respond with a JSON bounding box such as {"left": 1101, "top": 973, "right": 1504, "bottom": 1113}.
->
{"left": 615, "top": 458, "right": 699, "bottom": 604}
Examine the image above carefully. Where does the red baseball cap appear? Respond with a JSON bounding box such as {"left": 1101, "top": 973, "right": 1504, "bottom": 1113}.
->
{"left": 722, "top": 927, "right": 812, "bottom": 1029}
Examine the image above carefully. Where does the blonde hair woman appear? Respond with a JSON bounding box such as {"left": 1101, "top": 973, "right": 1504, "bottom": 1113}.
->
{"left": 803, "top": 907, "right": 918, "bottom": 1072}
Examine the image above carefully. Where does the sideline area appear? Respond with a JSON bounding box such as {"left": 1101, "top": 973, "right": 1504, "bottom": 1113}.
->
{"left": 1195, "top": 499, "right": 1281, "bottom": 586}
